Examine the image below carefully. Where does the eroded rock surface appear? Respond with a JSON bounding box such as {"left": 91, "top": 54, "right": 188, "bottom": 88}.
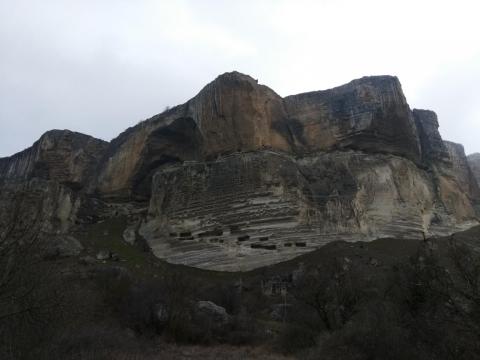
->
{"left": 140, "top": 150, "right": 477, "bottom": 271}
{"left": 1, "top": 71, "right": 479, "bottom": 271}
{"left": 0, "top": 130, "right": 107, "bottom": 189}
{"left": 284, "top": 76, "right": 421, "bottom": 162}
{"left": 413, "top": 109, "right": 450, "bottom": 163}
{"left": 468, "top": 153, "right": 480, "bottom": 186}
{"left": 444, "top": 142, "right": 480, "bottom": 202}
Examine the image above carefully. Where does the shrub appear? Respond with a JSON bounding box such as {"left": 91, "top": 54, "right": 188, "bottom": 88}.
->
{"left": 275, "top": 323, "right": 318, "bottom": 354}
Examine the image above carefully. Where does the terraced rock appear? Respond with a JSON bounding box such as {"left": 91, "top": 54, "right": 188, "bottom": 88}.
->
{"left": 1, "top": 71, "right": 479, "bottom": 270}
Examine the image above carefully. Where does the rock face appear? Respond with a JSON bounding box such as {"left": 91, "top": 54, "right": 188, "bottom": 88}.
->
{"left": 94, "top": 74, "right": 423, "bottom": 198}
{"left": 141, "top": 149, "right": 478, "bottom": 271}
{"left": 284, "top": 76, "right": 421, "bottom": 162}
{"left": 444, "top": 142, "right": 480, "bottom": 201}
{"left": 0, "top": 130, "right": 108, "bottom": 239}
{"left": 468, "top": 153, "right": 480, "bottom": 186}
{"left": 94, "top": 72, "right": 291, "bottom": 198}
{"left": 1, "top": 71, "right": 479, "bottom": 271}
{"left": 0, "top": 130, "right": 107, "bottom": 188}
{"left": 0, "top": 178, "right": 81, "bottom": 235}
{"left": 413, "top": 109, "right": 450, "bottom": 163}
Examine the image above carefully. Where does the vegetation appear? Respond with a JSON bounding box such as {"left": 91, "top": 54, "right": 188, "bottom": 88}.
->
{"left": 2, "top": 214, "right": 480, "bottom": 359}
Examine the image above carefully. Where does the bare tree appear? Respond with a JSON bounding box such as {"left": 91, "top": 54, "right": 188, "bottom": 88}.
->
{"left": 0, "top": 184, "right": 66, "bottom": 359}
{"left": 292, "top": 258, "right": 361, "bottom": 331}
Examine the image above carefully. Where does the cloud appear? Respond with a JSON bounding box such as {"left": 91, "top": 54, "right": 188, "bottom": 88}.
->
{"left": 0, "top": 0, "right": 479, "bottom": 156}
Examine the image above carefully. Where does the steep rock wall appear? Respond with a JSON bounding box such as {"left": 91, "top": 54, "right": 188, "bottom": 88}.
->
{"left": 443, "top": 141, "right": 480, "bottom": 201}
{"left": 467, "top": 153, "right": 480, "bottom": 186}
{"left": 284, "top": 76, "right": 421, "bottom": 162}
{"left": 1, "top": 71, "right": 479, "bottom": 271}
{"left": 0, "top": 130, "right": 107, "bottom": 236}
{"left": 95, "top": 73, "right": 425, "bottom": 198}
{"left": 0, "top": 179, "right": 81, "bottom": 236}
{"left": 141, "top": 150, "right": 476, "bottom": 271}
{"left": 0, "top": 130, "right": 107, "bottom": 189}
{"left": 413, "top": 109, "right": 450, "bottom": 164}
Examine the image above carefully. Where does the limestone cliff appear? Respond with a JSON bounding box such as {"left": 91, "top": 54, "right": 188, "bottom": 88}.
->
{"left": 443, "top": 142, "right": 480, "bottom": 200}
{"left": 1, "top": 72, "right": 479, "bottom": 271}
{"left": 468, "top": 153, "right": 480, "bottom": 186}
{"left": 413, "top": 109, "right": 450, "bottom": 164}
{"left": 95, "top": 74, "right": 424, "bottom": 198}
{"left": 0, "top": 130, "right": 107, "bottom": 189}
{"left": 0, "top": 130, "right": 108, "bottom": 236}
{"left": 95, "top": 72, "right": 291, "bottom": 198}
{"left": 284, "top": 76, "right": 421, "bottom": 162}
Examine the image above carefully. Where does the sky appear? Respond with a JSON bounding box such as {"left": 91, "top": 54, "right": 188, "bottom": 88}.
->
{"left": 0, "top": 0, "right": 479, "bottom": 157}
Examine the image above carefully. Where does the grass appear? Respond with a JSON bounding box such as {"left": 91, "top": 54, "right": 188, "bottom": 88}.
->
{"left": 75, "top": 215, "right": 480, "bottom": 296}
{"left": 76, "top": 216, "right": 162, "bottom": 277}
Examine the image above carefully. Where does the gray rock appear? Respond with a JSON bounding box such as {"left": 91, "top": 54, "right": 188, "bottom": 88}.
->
{"left": 270, "top": 303, "right": 292, "bottom": 322}
{"left": 154, "top": 303, "right": 169, "bottom": 324}
{"left": 96, "top": 250, "right": 111, "bottom": 261}
{"left": 2, "top": 71, "right": 480, "bottom": 273}
{"left": 413, "top": 109, "right": 450, "bottom": 164}
{"left": 195, "top": 300, "right": 231, "bottom": 325}
{"left": 467, "top": 153, "right": 480, "bottom": 186}
{"left": 43, "top": 235, "right": 84, "bottom": 259}
{"left": 56, "top": 236, "right": 84, "bottom": 256}
{"left": 79, "top": 255, "right": 96, "bottom": 265}
{"left": 123, "top": 226, "right": 137, "bottom": 245}
{"left": 369, "top": 258, "right": 380, "bottom": 267}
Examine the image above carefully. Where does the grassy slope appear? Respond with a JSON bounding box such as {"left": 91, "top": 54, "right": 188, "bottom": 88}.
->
{"left": 75, "top": 216, "right": 480, "bottom": 288}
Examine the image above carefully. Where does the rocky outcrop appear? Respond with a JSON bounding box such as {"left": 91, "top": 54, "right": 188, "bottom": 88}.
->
{"left": 443, "top": 142, "right": 480, "bottom": 201}
{"left": 194, "top": 301, "right": 231, "bottom": 326}
{"left": 95, "top": 74, "right": 423, "bottom": 198}
{"left": 0, "top": 130, "right": 108, "bottom": 239}
{"left": 413, "top": 109, "right": 450, "bottom": 164}
{"left": 135, "top": 73, "right": 479, "bottom": 270}
{"left": 0, "top": 178, "right": 81, "bottom": 236}
{"left": 0, "top": 130, "right": 108, "bottom": 189}
{"left": 284, "top": 76, "right": 421, "bottom": 162}
{"left": 94, "top": 109, "right": 195, "bottom": 198}
{"left": 187, "top": 72, "right": 291, "bottom": 157}
{"left": 1, "top": 71, "right": 479, "bottom": 271}
{"left": 468, "top": 153, "right": 480, "bottom": 186}
{"left": 95, "top": 72, "right": 291, "bottom": 198}
{"left": 141, "top": 149, "right": 477, "bottom": 271}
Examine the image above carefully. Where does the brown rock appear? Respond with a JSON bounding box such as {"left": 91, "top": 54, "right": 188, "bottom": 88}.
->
{"left": 1, "top": 71, "right": 480, "bottom": 271}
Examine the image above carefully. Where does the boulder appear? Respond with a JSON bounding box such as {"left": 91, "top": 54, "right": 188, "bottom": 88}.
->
{"left": 195, "top": 300, "right": 231, "bottom": 326}
{"left": 123, "top": 226, "right": 137, "bottom": 245}
{"left": 53, "top": 235, "right": 84, "bottom": 257}
{"left": 96, "top": 250, "right": 111, "bottom": 261}
{"left": 154, "top": 303, "right": 169, "bottom": 324}
{"left": 79, "top": 255, "right": 96, "bottom": 265}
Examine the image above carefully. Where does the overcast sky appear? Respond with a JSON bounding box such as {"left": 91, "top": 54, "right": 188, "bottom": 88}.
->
{"left": 1, "top": 0, "right": 479, "bottom": 157}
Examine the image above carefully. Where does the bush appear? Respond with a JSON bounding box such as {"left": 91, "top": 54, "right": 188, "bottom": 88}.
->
{"left": 275, "top": 323, "right": 318, "bottom": 354}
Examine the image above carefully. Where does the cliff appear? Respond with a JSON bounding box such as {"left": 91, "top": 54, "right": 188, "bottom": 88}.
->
{"left": 413, "top": 109, "right": 450, "bottom": 164}
{"left": 0, "top": 129, "right": 108, "bottom": 189}
{"left": 468, "top": 153, "right": 480, "bottom": 186}
{"left": 284, "top": 76, "right": 421, "bottom": 162}
{"left": 1, "top": 72, "right": 479, "bottom": 270}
